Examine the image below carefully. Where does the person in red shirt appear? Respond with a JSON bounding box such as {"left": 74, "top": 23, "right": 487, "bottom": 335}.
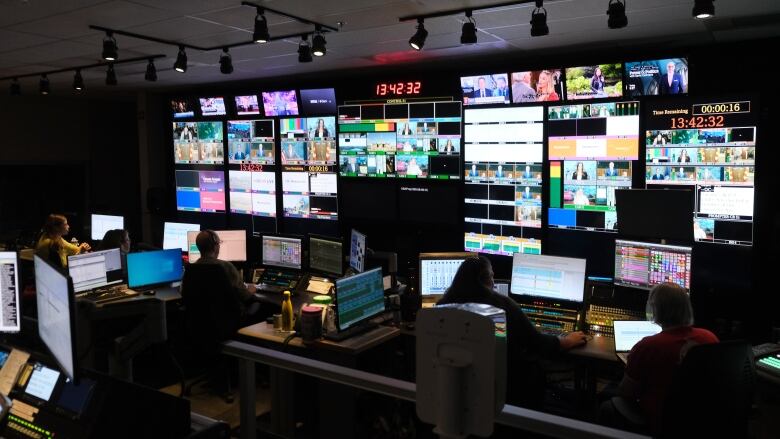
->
{"left": 619, "top": 282, "right": 719, "bottom": 434}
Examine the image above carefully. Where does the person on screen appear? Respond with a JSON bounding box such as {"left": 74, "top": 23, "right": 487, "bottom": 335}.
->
{"left": 438, "top": 256, "right": 587, "bottom": 408}
{"left": 573, "top": 188, "right": 589, "bottom": 205}
{"left": 468, "top": 163, "right": 478, "bottom": 177}
{"left": 233, "top": 145, "right": 246, "bottom": 161}
{"left": 652, "top": 132, "right": 667, "bottom": 145}
{"left": 429, "top": 139, "right": 437, "bottom": 152}
{"left": 35, "top": 214, "right": 91, "bottom": 268}
{"left": 495, "top": 165, "right": 504, "bottom": 179}
{"left": 400, "top": 122, "right": 413, "bottom": 136}
{"left": 536, "top": 70, "right": 560, "bottom": 102}
{"left": 179, "top": 125, "right": 193, "bottom": 142}
{"left": 605, "top": 162, "right": 618, "bottom": 177}
{"left": 677, "top": 149, "right": 691, "bottom": 163}
{"left": 273, "top": 93, "right": 288, "bottom": 115}
{"left": 512, "top": 72, "right": 536, "bottom": 103}
{"left": 493, "top": 76, "right": 509, "bottom": 98}
{"left": 283, "top": 143, "right": 301, "bottom": 162}
{"left": 471, "top": 77, "right": 491, "bottom": 99}
{"left": 609, "top": 283, "right": 718, "bottom": 434}
{"left": 521, "top": 165, "right": 534, "bottom": 179}
{"left": 313, "top": 118, "right": 330, "bottom": 138}
{"left": 659, "top": 62, "right": 685, "bottom": 95}
{"left": 693, "top": 221, "right": 708, "bottom": 240}
{"left": 572, "top": 162, "right": 589, "bottom": 180}
{"left": 406, "top": 157, "right": 422, "bottom": 176}
{"left": 591, "top": 67, "right": 606, "bottom": 95}
{"left": 651, "top": 167, "right": 667, "bottom": 180}
{"left": 441, "top": 139, "right": 456, "bottom": 154}
{"left": 675, "top": 167, "right": 687, "bottom": 179}
{"left": 521, "top": 186, "right": 534, "bottom": 200}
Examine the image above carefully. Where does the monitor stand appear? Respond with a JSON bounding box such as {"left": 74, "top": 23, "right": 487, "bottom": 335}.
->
{"left": 324, "top": 320, "right": 379, "bottom": 342}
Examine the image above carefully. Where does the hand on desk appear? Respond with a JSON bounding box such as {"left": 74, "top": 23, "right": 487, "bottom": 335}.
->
{"left": 559, "top": 331, "right": 589, "bottom": 350}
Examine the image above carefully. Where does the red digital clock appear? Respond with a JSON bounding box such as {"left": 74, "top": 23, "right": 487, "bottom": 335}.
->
{"left": 670, "top": 115, "right": 725, "bottom": 129}
{"left": 375, "top": 81, "right": 422, "bottom": 96}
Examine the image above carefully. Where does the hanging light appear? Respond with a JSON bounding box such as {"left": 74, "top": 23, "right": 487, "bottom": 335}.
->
{"left": 692, "top": 0, "right": 715, "bottom": 19}
{"left": 253, "top": 8, "right": 270, "bottom": 43}
{"left": 461, "top": 10, "right": 477, "bottom": 44}
{"left": 298, "top": 35, "right": 312, "bottom": 63}
{"left": 530, "top": 0, "right": 549, "bottom": 37}
{"left": 39, "top": 74, "right": 50, "bottom": 95}
{"left": 145, "top": 58, "right": 157, "bottom": 81}
{"left": 174, "top": 46, "right": 187, "bottom": 73}
{"left": 607, "top": 0, "right": 628, "bottom": 29}
{"left": 312, "top": 27, "right": 327, "bottom": 57}
{"left": 219, "top": 48, "right": 234, "bottom": 74}
{"left": 409, "top": 18, "right": 428, "bottom": 50}
{"left": 102, "top": 31, "right": 118, "bottom": 61}
{"left": 73, "top": 69, "right": 85, "bottom": 91}
{"left": 106, "top": 63, "right": 117, "bottom": 86}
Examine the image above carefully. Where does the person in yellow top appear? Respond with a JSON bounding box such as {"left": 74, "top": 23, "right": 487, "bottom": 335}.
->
{"left": 35, "top": 214, "right": 90, "bottom": 268}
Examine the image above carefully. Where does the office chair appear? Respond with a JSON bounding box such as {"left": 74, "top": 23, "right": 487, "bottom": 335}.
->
{"left": 180, "top": 263, "right": 244, "bottom": 403}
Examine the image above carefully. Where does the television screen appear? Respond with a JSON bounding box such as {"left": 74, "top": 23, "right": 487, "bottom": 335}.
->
{"left": 173, "top": 122, "right": 224, "bottom": 165}
{"left": 299, "top": 88, "right": 337, "bottom": 114}
{"left": 163, "top": 222, "right": 201, "bottom": 252}
{"left": 615, "top": 189, "right": 694, "bottom": 242}
{"left": 262, "top": 90, "right": 299, "bottom": 116}
{"left": 624, "top": 58, "right": 688, "bottom": 97}
{"left": 227, "top": 119, "right": 274, "bottom": 164}
{"left": 175, "top": 170, "right": 226, "bottom": 213}
{"left": 510, "top": 69, "right": 564, "bottom": 103}
{"left": 234, "top": 95, "right": 260, "bottom": 115}
{"left": 171, "top": 98, "right": 195, "bottom": 118}
{"left": 460, "top": 74, "right": 510, "bottom": 106}
{"left": 565, "top": 64, "right": 623, "bottom": 100}
{"left": 199, "top": 97, "right": 226, "bottom": 116}
{"left": 0, "top": 252, "right": 21, "bottom": 333}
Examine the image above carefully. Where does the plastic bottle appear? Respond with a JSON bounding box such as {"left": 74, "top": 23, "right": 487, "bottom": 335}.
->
{"left": 281, "top": 290, "right": 294, "bottom": 332}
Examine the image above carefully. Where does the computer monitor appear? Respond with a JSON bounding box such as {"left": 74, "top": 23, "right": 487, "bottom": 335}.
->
{"left": 127, "top": 249, "right": 184, "bottom": 289}
{"left": 510, "top": 253, "right": 587, "bottom": 303}
{"left": 615, "top": 189, "right": 694, "bottom": 243}
{"left": 614, "top": 239, "right": 692, "bottom": 291}
{"left": 68, "top": 248, "right": 123, "bottom": 292}
{"left": 34, "top": 255, "right": 78, "bottom": 381}
{"left": 419, "top": 252, "right": 476, "bottom": 298}
{"left": 262, "top": 235, "right": 303, "bottom": 270}
{"left": 349, "top": 229, "right": 366, "bottom": 273}
{"left": 186, "top": 230, "right": 247, "bottom": 263}
{"left": 613, "top": 320, "right": 662, "bottom": 352}
{"left": 91, "top": 214, "right": 124, "bottom": 241}
{"left": 162, "top": 222, "right": 200, "bottom": 252}
{"left": 334, "top": 267, "right": 385, "bottom": 331}
{"left": 309, "top": 235, "right": 343, "bottom": 276}
{"left": 0, "top": 252, "right": 21, "bottom": 332}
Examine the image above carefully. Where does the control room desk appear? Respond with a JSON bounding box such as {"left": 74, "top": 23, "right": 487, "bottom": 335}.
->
{"left": 235, "top": 321, "right": 400, "bottom": 439}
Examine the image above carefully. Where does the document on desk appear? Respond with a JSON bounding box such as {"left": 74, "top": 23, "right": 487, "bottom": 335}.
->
{"left": 0, "top": 348, "right": 30, "bottom": 395}
{"left": 306, "top": 279, "right": 333, "bottom": 295}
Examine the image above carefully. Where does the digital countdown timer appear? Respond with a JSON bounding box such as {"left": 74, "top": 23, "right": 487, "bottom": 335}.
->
{"left": 646, "top": 98, "right": 755, "bottom": 131}
{"left": 375, "top": 81, "right": 422, "bottom": 96}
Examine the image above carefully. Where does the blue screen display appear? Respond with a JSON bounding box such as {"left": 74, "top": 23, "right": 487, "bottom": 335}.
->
{"left": 127, "top": 249, "right": 183, "bottom": 288}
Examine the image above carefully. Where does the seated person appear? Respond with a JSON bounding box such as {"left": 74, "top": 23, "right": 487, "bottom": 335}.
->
{"left": 98, "top": 229, "right": 131, "bottom": 277}
{"left": 437, "top": 256, "right": 587, "bottom": 408}
{"left": 35, "top": 214, "right": 90, "bottom": 268}
{"left": 613, "top": 283, "right": 718, "bottom": 434}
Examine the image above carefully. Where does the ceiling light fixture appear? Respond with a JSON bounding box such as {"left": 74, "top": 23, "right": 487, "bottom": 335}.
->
{"left": 39, "top": 75, "right": 50, "bottom": 95}
{"left": 105, "top": 64, "right": 117, "bottom": 85}
{"left": 607, "top": 0, "right": 628, "bottom": 29}
{"left": 253, "top": 7, "right": 270, "bottom": 43}
{"left": 312, "top": 26, "right": 327, "bottom": 57}
{"left": 461, "top": 10, "right": 477, "bottom": 44}
{"left": 692, "top": 0, "right": 714, "bottom": 19}
{"left": 409, "top": 18, "right": 428, "bottom": 50}
{"left": 530, "top": 0, "right": 549, "bottom": 37}
{"left": 145, "top": 58, "right": 157, "bottom": 81}
{"left": 219, "top": 48, "right": 234, "bottom": 74}
{"left": 73, "top": 69, "right": 85, "bottom": 91}
{"left": 298, "top": 35, "right": 312, "bottom": 63}
{"left": 102, "top": 31, "right": 118, "bottom": 61}
{"left": 10, "top": 78, "right": 20, "bottom": 95}
{"left": 174, "top": 46, "right": 187, "bottom": 73}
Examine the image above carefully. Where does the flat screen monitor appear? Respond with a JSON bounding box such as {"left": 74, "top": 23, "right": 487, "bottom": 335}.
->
{"left": 564, "top": 64, "right": 623, "bottom": 100}
{"left": 262, "top": 90, "right": 299, "bottom": 116}
{"left": 299, "top": 88, "right": 337, "bottom": 114}
{"left": 624, "top": 58, "right": 688, "bottom": 97}
{"left": 34, "top": 255, "right": 77, "bottom": 381}
{"left": 262, "top": 235, "right": 302, "bottom": 270}
{"left": 510, "top": 253, "right": 587, "bottom": 303}
{"left": 510, "top": 69, "right": 564, "bottom": 103}
{"left": 68, "top": 249, "right": 123, "bottom": 292}
{"left": 127, "top": 249, "right": 183, "bottom": 289}
{"left": 334, "top": 267, "right": 385, "bottom": 331}
{"left": 186, "top": 230, "right": 246, "bottom": 263}
{"left": 613, "top": 320, "right": 662, "bottom": 352}
{"left": 171, "top": 98, "right": 195, "bottom": 118}
{"left": 198, "top": 97, "right": 226, "bottom": 116}
{"left": 615, "top": 189, "right": 694, "bottom": 242}
{"left": 419, "top": 252, "right": 476, "bottom": 297}
{"left": 91, "top": 214, "right": 124, "bottom": 241}
{"left": 614, "top": 240, "right": 692, "bottom": 291}
{"left": 460, "top": 73, "right": 510, "bottom": 106}
{"left": 309, "top": 235, "right": 343, "bottom": 276}
{"left": 0, "top": 252, "right": 21, "bottom": 332}
{"left": 234, "top": 95, "right": 260, "bottom": 115}
{"left": 163, "top": 222, "right": 201, "bottom": 252}
{"left": 349, "top": 229, "right": 366, "bottom": 273}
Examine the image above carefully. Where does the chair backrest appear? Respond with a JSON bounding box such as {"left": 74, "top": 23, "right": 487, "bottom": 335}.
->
{"left": 180, "top": 263, "right": 243, "bottom": 347}
{"left": 662, "top": 340, "right": 755, "bottom": 438}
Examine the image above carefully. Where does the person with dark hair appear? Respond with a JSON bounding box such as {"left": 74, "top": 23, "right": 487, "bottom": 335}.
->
{"left": 193, "top": 230, "right": 257, "bottom": 315}
{"left": 35, "top": 214, "right": 90, "bottom": 267}
{"left": 99, "top": 229, "right": 131, "bottom": 277}
{"left": 616, "top": 282, "right": 718, "bottom": 433}
{"left": 438, "top": 256, "right": 587, "bottom": 407}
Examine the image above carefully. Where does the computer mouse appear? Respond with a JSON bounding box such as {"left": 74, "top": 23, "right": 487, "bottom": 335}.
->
{"left": 144, "top": 290, "right": 156, "bottom": 296}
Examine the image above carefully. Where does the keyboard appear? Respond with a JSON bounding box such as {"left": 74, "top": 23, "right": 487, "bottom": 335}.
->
{"left": 258, "top": 270, "right": 303, "bottom": 290}
{"left": 753, "top": 343, "right": 780, "bottom": 358}
{"left": 76, "top": 285, "right": 139, "bottom": 304}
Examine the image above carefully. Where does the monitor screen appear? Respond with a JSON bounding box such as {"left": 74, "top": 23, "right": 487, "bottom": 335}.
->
{"left": 510, "top": 69, "right": 564, "bottom": 103}
{"left": 0, "top": 252, "right": 21, "bottom": 333}
{"left": 335, "top": 267, "right": 385, "bottom": 331}
{"left": 419, "top": 253, "right": 476, "bottom": 296}
{"left": 510, "top": 253, "right": 587, "bottom": 302}
{"left": 614, "top": 240, "right": 692, "bottom": 290}
{"left": 171, "top": 98, "right": 195, "bottom": 118}
{"left": 460, "top": 73, "right": 510, "bottom": 106}
{"left": 186, "top": 230, "right": 246, "bottom": 263}
{"left": 175, "top": 170, "right": 226, "bottom": 213}
{"left": 127, "top": 249, "right": 183, "bottom": 289}
{"left": 234, "top": 95, "right": 260, "bottom": 115}
{"left": 199, "top": 97, "right": 226, "bottom": 116}
{"left": 299, "top": 88, "right": 337, "bottom": 114}
{"left": 91, "top": 214, "right": 124, "bottom": 241}
{"left": 162, "top": 222, "right": 200, "bottom": 253}
{"left": 227, "top": 119, "right": 275, "bottom": 165}
{"left": 34, "top": 255, "right": 76, "bottom": 381}
{"left": 613, "top": 320, "right": 662, "bottom": 352}
{"left": 624, "top": 58, "right": 688, "bottom": 97}
{"left": 68, "top": 248, "right": 123, "bottom": 292}
{"left": 25, "top": 363, "right": 61, "bottom": 402}
{"left": 565, "top": 64, "right": 623, "bottom": 100}
{"left": 173, "top": 122, "right": 224, "bottom": 165}
{"left": 615, "top": 189, "right": 694, "bottom": 242}
{"left": 349, "top": 229, "right": 366, "bottom": 273}
{"left": 262, "top": 235, "right": 302, "bottom": 270}
{"left": 262, "top": 90, "right": 299, "bottom": 116}
{"left": 309, "top": 235, "right": 343, "bottom": 276}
